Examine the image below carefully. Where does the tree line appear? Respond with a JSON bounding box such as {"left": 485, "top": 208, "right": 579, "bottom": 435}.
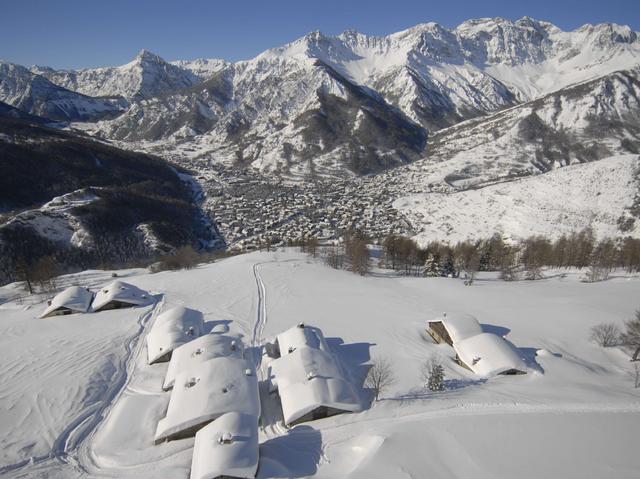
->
{"left": 381, "top": 228, "right": 640, "bottom": 282}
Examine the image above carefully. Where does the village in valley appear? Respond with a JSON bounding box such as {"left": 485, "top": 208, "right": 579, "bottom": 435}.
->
{"left": 192, "top": 162, "right": 430, "bottom": 249}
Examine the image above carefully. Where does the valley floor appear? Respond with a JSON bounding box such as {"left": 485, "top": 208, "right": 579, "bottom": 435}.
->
{"left": 0, "top": 251, "right": 639, "bottom": 478}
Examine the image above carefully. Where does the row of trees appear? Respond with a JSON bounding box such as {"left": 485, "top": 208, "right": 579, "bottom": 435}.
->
{"left": 382, "top": 229, "right": 640, "bottom": 281}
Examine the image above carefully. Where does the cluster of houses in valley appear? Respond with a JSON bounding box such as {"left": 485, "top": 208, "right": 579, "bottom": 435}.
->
{"left": 40, "top": 278, "right": 528, "bottom": 479}
{"left": 197, "top": 164, "right": 415, "bottom": 250}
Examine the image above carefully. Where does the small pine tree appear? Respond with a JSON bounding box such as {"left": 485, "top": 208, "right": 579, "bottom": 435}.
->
{"left": 423, "top": 252, "right": 442, "bottom": 277}
{"left": 427, "top": 363, "right": 445, "bottom": 391}
{"left": 421, "top": 357, "right": 446, "bottom": 392}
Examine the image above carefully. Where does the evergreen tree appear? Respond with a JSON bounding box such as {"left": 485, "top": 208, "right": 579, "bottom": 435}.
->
{"left": 421, "top": 357, "right": 446, "bottom": 392}
{"left": 427, "top": 363, "right": 446, "bottom": 392}
{"left": 423, "top": 252, "right": 442, "bottom": 277}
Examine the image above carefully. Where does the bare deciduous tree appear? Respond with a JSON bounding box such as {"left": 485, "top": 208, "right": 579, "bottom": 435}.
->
{"left": 365, "top": 357, "right": 396, "bottom": 402}
{"left": 32, "top": 256, "right": 59, "bottom": 293}
{"left": 349, "top": 238, "right": 370, "bottom": 276}
{"left": 157, "top": 245, "right": 200, "bottom": 271}
{"left": 15, "top": 257, "right": 34, "bottom": 294}
{"left": 621, "top": 309, "right": 640, "bottom": 361}
{"left": 631, "top": 363, "right": 640, "bottom": 389}
{"left": 306, "top": 237, "right": 319, "bottom": 258}
{"left": 325, "top": 243, "right": 344, "bottom": 269}
{"left": 589, "top": 323, "right": 621, "bottom": 347}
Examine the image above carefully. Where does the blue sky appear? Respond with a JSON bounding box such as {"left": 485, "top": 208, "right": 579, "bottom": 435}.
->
{"left": 2, "top": 0, "right": 638, "bottom": 69}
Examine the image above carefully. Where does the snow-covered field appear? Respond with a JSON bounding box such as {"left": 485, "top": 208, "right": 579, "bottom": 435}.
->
{"left": 1, "top": 251, "right": 639, "bottom": 478}
{"left": 395, "top": 155, "right": 640, "bottom": 243}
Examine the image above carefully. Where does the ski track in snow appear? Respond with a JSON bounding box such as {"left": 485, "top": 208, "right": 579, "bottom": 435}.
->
{"left": 251, "top": 260, "right": 295, "bottom": 439}
{"left": 0, "top": 297, "right": 164, "bottom": 477}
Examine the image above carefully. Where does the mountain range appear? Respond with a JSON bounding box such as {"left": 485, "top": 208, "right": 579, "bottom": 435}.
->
{"left": 0, "top": 16, "right": 639, "bottom": 280}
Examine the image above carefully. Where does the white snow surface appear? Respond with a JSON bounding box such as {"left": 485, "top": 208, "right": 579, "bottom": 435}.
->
{"left": 395, "top": 154, "right": 640, "bottom": 243}
{"left": 1, "top": 251, "right": 640, "bottom": 478}
{"left": 1, "top": 189, "right": 99, "bottom": 249}
{"left": 190, "top": 412, "right": 259, "bottom": 479}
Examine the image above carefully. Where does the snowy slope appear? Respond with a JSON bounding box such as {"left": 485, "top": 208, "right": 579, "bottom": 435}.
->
{"left": 1, "top": 251, "right": 639, "bottom": 478}
{"left": 380, "top": 67, "right": 640, "bottom": 195}
{"left": 0, "top": 61, "right": 123, "bottom": 121}
{"left": 394, "top": 155, "right": 640, "bottom": 243}
{"left": 170, "top": 58, "right": 228, "bottom": 80}
{"left": 32, "top": 50, "right": 210, "bottom": 102}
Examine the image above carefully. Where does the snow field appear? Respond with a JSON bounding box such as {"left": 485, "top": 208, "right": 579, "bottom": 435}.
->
{"left": 395, "top": 155, "right": 640, "bottom": 243}
{"left": 1, "top": 251, "right": 639, "bottom": 478}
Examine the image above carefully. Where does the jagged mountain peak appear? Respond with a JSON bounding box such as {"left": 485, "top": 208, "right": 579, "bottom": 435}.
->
{"left": 575, "top": 22, "right": 638, "bottom": 46}
{"left": 0, "top": 60, "right": 123, "bottom": 121}
{"left": 133, "top": 49, "right": 167, "bottom": 65}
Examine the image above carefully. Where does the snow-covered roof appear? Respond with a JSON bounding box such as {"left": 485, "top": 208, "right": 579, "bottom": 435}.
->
{"left": 454, "top": 333, "right": 527, "bottom": 376}
{"left": 276, "top": 323, "right": 330, "bottom": 355}
{"left": 146, "top": 306, "right": 205, "bottom": 365}
{"left": 190, "top": 412, "right": 259, "bottom": 479}
{"left": 154, "top": 356, "right": 260, "bottom": 443}
{"left": 91, "top": 280, "right": 152, "bottom": 312}
{"left": 40, "top": 286, "right": 93, "bottom": 318}
{"left": 427, "top": 313, "right": 483, "bottom": 344}
{"left": 163, "top": 334, "right": 244, "bottom": 390}
{"left": 269, "top": 346, "right": 344, "bottom": 391}
{"left": 278, "top": 376, "right": 361, "bottom": 426}
{"left": 269, "top": 338, "right": 361, "bottom": 426}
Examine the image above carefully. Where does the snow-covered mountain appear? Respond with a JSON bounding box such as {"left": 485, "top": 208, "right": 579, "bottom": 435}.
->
{"left": 75, "top": 17, "right": 637, "bottom": 177}
{"left": 393, "top": 67, "right": 640, "bottom": 191}
{"left": 0, "top": 61, "right": 123, "bottom": 121}
{"left": 0, "top": 115, "right": 220, "bottom": 283}
{"left": 31, "top": 50, "right": 220, "bottom": 102}
{"left": 1, "top": 16, "right": 639, "bottom": 246}
{"left": 245, "top": 17, "right": 639, "bottom": 130}
{"left": 170, "top": 57, "right": 228, "bottom": 80}
{"left": 93, "top": 57, "right": 427, "bottom": 176}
